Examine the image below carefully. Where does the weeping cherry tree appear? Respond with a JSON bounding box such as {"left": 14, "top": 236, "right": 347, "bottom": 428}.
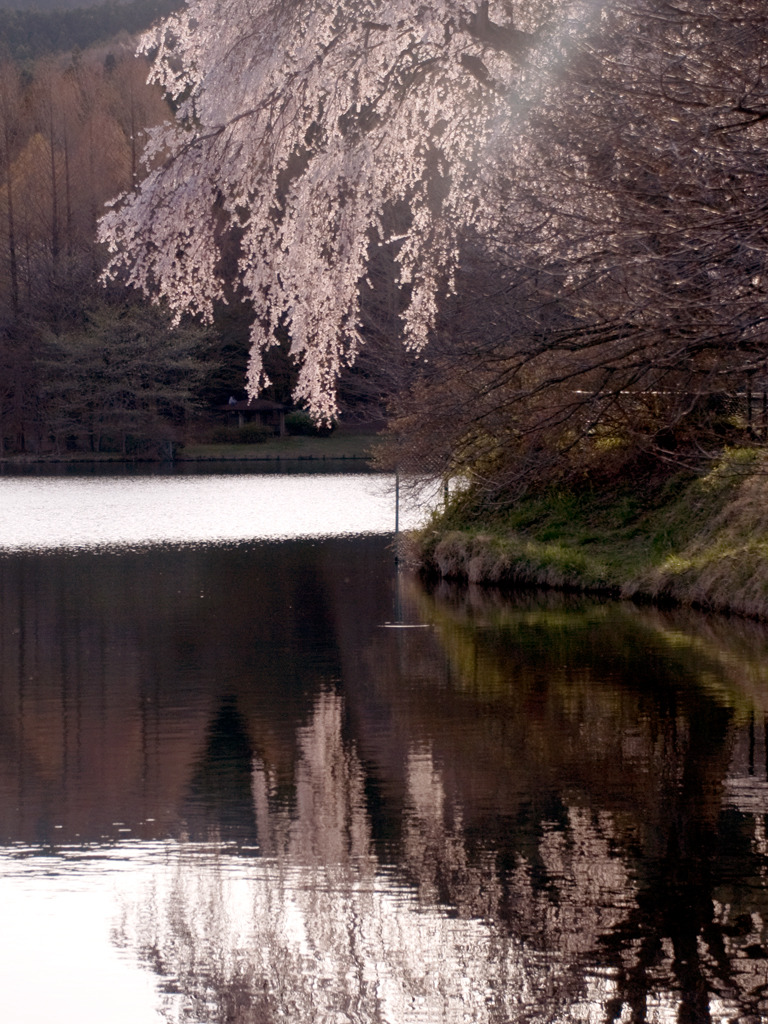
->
{"left": 98, "top": 0, "right": 595, "bottom": 422}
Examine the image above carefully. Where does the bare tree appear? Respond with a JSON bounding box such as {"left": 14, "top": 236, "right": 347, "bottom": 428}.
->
{"left": 384, "top": 0, "right": 768, "bottom": 497}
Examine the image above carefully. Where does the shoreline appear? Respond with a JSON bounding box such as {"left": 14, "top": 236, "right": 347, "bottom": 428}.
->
{"left": 409, "top": 449, "right": 768, "bottom": 622}
{"left": 0, "top": 433, "right": 383, "bottom": 467}
{"left": 0, "top": 454, "right": 373, "bottom": 464}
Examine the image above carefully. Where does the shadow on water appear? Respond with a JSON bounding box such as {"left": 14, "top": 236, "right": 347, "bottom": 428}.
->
{"left": 0, "top": 459, "right": 375, "bottom": 477}
{"left": 184, "top": 697, "right": 259, "bottom": 844}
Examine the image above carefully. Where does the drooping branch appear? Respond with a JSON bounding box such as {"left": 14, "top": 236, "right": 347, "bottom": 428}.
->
{"left": 98, "top": 0, "right": 586, "bottom": 421}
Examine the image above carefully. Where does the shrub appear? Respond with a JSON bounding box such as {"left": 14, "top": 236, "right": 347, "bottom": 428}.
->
{"left": 238, "top": 423, "right": 273, "bottom": 444}
{"left": 285, "top": 410, "right": 335, "bottom": 437}
{"left": 211, "top": 423, "right": 273, "bottom": 444}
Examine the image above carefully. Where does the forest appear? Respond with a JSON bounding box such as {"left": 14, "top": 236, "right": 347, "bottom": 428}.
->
{"left": 0, "top": 45, "right": 209, "bottom": 455}
{"left": 3, "top": 0, "right": 768, "bottom": 488}
{"left": 0, "top": 12, "right": 306, "bottom": 456}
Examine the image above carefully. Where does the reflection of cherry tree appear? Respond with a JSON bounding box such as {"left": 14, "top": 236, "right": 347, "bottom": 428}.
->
{"left": 250, "top": 689, "right": 372, "bottom": 867}
{"left": 113, "top": 605, "right": 768, "bottom": 1024}
{"left": 396, "top": 581, "right": 768, "bottom": 1021}
{"left": 401, "top": 744, "right": 501, "bottom": 918}
{"left": 118, "top": 690, "right": 652, "bottom": 1024}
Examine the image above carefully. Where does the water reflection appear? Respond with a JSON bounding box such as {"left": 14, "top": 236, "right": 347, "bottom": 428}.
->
{"left": 2, "top": 539, "right": 768, "bottom": 1021}
{"left": 0, "top": 458, "right": 374, "bottom": 476}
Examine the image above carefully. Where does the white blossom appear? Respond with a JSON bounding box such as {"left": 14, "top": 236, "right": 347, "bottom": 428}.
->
{"left": 98, "top": 0, "right": 589, "bottom": 420}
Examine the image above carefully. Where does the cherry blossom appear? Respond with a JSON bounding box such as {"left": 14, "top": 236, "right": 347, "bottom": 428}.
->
{"left": 99, "top": 0, "right": 590, "bottom": 420}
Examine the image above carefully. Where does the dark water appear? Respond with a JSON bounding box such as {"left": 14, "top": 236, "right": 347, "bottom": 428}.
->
{"left": 1, "top": 485, "right": 768, "bottom": 1022}
{"left": 0, "top": 458, "right": 373, "bottom": 477}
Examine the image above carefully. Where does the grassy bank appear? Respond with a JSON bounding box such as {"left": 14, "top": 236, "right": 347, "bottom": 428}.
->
{"left": 412, "top": 448, "right": 768, "bottom": 620}
{"left": 0, "top": 433, "right": 382, "bottom": 466}
{"left": 180, "top": 432, "right": 381, "bottom": 462}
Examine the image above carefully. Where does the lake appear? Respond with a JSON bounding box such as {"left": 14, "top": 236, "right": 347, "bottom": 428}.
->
{"left": 1, "top": 468, "right": 768, "bottom": 1023}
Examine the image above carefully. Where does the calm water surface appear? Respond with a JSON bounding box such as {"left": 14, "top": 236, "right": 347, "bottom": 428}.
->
{"left": 2, "top": 471, "right": 768, "bottom": 1023}
{"left": 0, "top": 470, "right": 422, "bottom": 549}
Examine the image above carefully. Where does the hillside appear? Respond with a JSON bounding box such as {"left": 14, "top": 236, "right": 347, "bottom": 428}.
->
{"left": 0, "top": 0, "right": 181, "bottom": 59}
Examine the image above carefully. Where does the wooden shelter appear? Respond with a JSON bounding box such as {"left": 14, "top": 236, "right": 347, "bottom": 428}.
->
{"left": 220, "top": 398, "right": 287, "bottom": 436}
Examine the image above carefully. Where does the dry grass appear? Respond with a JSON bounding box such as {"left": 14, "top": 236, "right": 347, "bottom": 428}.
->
{"left": 626, "top": 452, "right": 768, "bottom": 616}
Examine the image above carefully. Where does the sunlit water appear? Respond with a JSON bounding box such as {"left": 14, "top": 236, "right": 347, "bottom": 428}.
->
{"left": 2, "top": 469, "right": 768, "bottom": 1023}
{"left": 0, "top": 471, "right": 427, "bottom": 550}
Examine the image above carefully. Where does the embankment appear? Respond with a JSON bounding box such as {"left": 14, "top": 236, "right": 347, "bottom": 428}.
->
{"left": 410, "top": 449, "right": 768, "bottom": 620}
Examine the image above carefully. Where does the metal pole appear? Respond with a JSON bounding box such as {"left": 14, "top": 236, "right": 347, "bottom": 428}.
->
{"left": 394, "top": 466, "right": 400, "bottom": 564}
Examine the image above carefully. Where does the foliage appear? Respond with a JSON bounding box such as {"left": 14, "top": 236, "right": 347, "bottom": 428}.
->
{"left": 210, "top": 422, "right": 273, "bottom": 444}
{"left": 0, "top": 50, "right": 170, "bottom": 326}
{"left": 284, "top": 410, "right": 335, "bottom": 437}
{"left": 0, "top": 47, "right": 221, "bottom": 454}
{"left": 37, "top": 298, "right": 209, "bottom": 454}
